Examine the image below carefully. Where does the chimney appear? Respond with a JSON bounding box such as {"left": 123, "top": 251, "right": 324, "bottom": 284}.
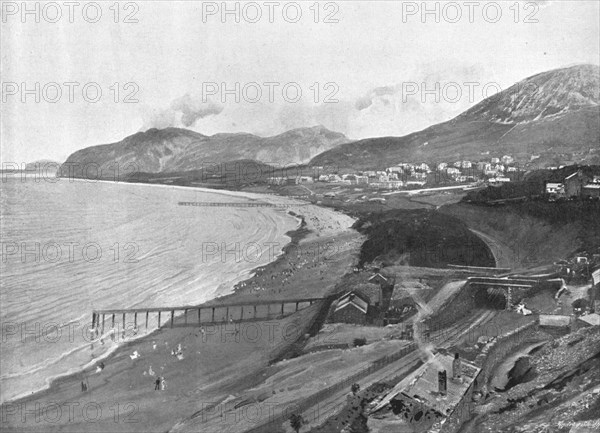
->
{"left": 438, "top": 370, "right": 447, "bottom": 395}
{"left": 452, "top": 353, "right": 462, "bottom": 380}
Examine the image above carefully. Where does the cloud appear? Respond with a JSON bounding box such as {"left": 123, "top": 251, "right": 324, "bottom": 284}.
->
{"left": 355, "top": 85, "right": 401, "bottom": 111}
{"left": 355, "top": 95, "right": 373, "bottom": 111}
{"left": 140, "top": 93, "right": 223, "bottom": 130}
{"left": 170, "top": 94, "right": 224, "bottom": 127}
{"left": 139, "top": 62, "right": 492, "bottom": 140}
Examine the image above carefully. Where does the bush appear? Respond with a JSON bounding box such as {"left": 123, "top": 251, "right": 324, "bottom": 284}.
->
{"left": 353, "top": 338, "right": 367, "bottom": 347}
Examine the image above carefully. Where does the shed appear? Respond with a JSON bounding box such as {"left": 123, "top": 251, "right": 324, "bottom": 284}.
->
{"left": 332, "top": 292, "right": 370, "bottom": 325}
{"left": 539, "top": 314, "right": 571, "bottom": 327}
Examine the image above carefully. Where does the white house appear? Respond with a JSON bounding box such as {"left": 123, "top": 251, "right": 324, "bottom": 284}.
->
{"left": 406, "top": 180, "right": 426, "bottom": 187}
{"left": 546, "top": 182, "right": 565, "bottom": 194}
{"left": 489, "top": 177, "right": 511, "bottom": 184}
{"left": 502, "top": 155, "right": 514, "bottom": 165}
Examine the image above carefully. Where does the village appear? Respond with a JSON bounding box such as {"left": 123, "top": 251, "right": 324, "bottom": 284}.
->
{"left": 267, "top": 155, "right": 525, "bottom": 191}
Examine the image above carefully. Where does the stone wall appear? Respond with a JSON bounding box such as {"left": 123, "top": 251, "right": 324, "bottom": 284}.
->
{"left": 474, "top": 320, "right": 541, "bottom": 392}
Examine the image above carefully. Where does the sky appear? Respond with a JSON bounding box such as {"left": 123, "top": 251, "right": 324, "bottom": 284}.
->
{"left": 1, "top": 0, "right": 599, "bottom": 163}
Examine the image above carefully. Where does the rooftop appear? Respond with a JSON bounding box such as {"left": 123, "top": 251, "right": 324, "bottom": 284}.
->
{"left": 372, "top": 352, "right": 480, "bottom": 416}
{"left": 564, "top": 172, "right": 579, "bottom": 180}
{"left": 335, "top": 292, "right": 369, "bottom": 314}
{"left": 578, "top": 313, "right": 600, "bottom": 326}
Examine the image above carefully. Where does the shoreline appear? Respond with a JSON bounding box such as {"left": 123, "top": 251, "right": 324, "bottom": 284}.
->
{"left": 1, "top": 182, "right": 361, "bottom": 418}
{"left": 1, "top": 179, "right": 307, "bottom": 405}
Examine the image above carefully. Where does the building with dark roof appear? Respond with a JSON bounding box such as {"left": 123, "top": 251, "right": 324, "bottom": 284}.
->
{"left": 331, "top": 292, "right": 370, "bottom": 324}
{"left": 564, "top": 171, "right": 589, "bottom": 197}
{"left": 370, "top": 352, "right": 481, "bottom": 432}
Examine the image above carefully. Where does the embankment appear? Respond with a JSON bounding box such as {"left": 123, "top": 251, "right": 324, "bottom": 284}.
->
{"left": 353, "top": 209, "right": 495, "bottom": 268}
{"left": 440, "top": 202, "right": 596, "bottom": 270}
{"left": 474, "top": 321, "right": 544, "bottom": 392}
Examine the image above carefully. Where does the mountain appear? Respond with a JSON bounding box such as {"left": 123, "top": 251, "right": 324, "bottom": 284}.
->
{"left": 310, "top": 64, "right": 600, "bottom": 170}
{"left": 60, "top": 125, "right": 348, "bottom": 177}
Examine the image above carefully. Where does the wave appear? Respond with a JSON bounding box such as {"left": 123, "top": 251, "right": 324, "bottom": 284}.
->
{"left": 0, "top": 179, "right": 299, "bottom": 403}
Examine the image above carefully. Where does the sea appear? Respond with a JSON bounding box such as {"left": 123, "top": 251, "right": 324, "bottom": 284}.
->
{"left": 0, "top": 177, "right": 298, "bottom": 403}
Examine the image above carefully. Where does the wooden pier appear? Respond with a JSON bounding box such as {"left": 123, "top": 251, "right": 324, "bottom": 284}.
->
{"left": 91, "top": 297, "right": 326, "bottom": 332}
{"left": 178, "top": 201, "right": 278, "bottom": 208}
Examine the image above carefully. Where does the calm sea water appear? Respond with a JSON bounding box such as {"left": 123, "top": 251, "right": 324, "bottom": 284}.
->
{"left": 0, "top": 178, "right": 297, "bottom": 403}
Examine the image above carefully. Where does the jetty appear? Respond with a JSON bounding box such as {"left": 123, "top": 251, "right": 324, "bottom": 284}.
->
{"left": 178, "top": 201, "right": 278, "bottom": 208}
{"left": 91, "top": 297, "right": 328, "bottom": 332}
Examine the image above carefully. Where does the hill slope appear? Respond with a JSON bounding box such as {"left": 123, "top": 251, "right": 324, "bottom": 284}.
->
{"left": 61, "top": 125, "right": 348, "bottom": 177}
{"left": 311, "top": 64, "right": 600, "bottom": 169}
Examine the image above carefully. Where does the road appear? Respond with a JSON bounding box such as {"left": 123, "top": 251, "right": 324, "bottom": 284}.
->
{"left": 382, "top": 184, "right": 480, "bottom": 196}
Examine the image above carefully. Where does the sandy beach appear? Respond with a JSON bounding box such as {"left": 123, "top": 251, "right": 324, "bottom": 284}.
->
{"left": 1, "top": 188, "right": 364, "bottom": 433}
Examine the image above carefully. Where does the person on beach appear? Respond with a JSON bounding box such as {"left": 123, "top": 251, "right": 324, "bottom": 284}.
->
{"left": 81, "top": 380, "right": 87, "bottom": 392}
{"left": 161, "top": 377, "right": 166, "bottom": 390}
{"left": 155, "top": 377, "right": 161, "bottom": 390}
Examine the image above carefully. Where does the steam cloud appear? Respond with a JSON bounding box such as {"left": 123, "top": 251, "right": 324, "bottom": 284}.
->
{"left": 141, "top": 93, "right": 224, "bottom": 130}
{"left": 171, "top": 94, "right": 224, "bottom": 127}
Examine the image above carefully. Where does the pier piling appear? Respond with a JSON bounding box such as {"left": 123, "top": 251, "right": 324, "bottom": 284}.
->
{"left": 90, "top": 297, "right": 326, "bottom": 331}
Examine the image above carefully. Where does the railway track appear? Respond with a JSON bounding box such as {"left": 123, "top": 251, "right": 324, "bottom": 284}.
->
{"left": 240, "top": 309, "right": 498, "bottom": 433}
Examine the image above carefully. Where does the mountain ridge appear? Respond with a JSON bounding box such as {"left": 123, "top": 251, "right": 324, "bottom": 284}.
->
{"left": 310, "top": 64, "right": 600, "bottom": 169}
{"left": 61, "top": 64, "right": 600, "bottom": 176}
{"left": 61, "top": 125, "right": 349, "bottom": 176}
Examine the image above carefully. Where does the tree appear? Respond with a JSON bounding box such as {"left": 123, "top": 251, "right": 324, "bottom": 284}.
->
{"left": 353, "top": 338, "right": 367, "bottom": 347}
{"left": 289, "top": 413, "right": 306, "bottom": 433}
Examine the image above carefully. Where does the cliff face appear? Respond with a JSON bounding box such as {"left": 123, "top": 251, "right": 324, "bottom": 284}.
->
{"left": 310, "top": 65, "right": 600, "bottom": 170}
{"left": 61, "top": 125, "right": 349, "bottom": 177}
